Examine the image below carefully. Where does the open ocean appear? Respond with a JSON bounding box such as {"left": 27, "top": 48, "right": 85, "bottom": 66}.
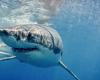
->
{"left": 0, "top": 0, "right": 100, "bottom": 80}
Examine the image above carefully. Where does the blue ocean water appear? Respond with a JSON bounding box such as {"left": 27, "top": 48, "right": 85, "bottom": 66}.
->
{"left": 0, "top": 0, "right": 100, "bottom": 80}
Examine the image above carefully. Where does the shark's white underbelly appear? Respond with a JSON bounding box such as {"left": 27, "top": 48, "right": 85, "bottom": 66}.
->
{"left": 13, "top": 47, "right": 60, "bottom": 67}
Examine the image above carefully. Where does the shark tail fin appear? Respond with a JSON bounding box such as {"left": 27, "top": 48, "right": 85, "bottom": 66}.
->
{"left": 59, "top": 60, "right": 80, "bottom": 80}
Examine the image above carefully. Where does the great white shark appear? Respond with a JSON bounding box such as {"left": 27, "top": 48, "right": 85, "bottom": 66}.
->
{"left": 0, "top": 24, "right": 80, "bottom": 80}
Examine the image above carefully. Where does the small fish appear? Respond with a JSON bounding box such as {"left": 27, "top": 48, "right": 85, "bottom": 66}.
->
{"left": 0, "top": 24, "right": 80, "bottom": 80}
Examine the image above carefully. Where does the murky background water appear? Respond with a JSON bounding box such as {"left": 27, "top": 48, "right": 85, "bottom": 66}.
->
{"left": 0, "top": 0, "right": 100, "bottom": 80}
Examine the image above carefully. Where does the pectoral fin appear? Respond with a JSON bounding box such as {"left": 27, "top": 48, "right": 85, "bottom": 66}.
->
{"left": 0, "top": 43, "right": 13, "bottom": 54}
{"left": 0, "top": 43, "right": 16, "bottom": 61}
{"left": 0, "top": 52, "right": 16, "bottom": 61}
{"left": 59, "top": 60, "right": 80, "bottom": 80}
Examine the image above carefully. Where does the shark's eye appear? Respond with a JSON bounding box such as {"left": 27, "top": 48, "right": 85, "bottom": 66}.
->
{"left": 53, "top": 47, "right": 60, "bottom": 54}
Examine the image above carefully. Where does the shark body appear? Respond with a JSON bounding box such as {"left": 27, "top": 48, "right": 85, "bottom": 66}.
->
{"left": 0, "top": 24, "right": 80, "bottom": 80}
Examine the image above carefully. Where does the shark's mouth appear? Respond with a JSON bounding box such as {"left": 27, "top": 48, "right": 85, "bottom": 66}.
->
{"left": 12, "top": 47, "right": 40, "bottom": 52}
